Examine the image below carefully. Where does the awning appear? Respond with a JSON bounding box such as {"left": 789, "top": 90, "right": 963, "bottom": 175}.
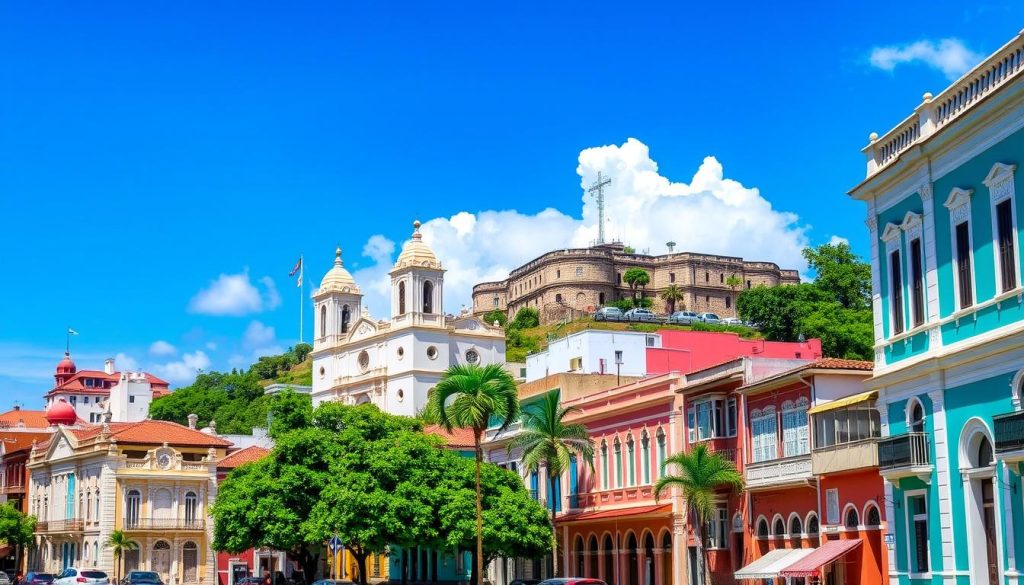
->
{"left": 780, "top": 538, "right": 862, "bottom": 578}
{"left": 559, "top": 504, "right": 671, "bottom": 523}
{"left": 734, "top": 548, "right": 815, "bottom": 580}
{"left": 0, "top": 545, "right": 12, "bottom": 558}
{"left": 808, "top": 391, "right": 878, "bottom": 415}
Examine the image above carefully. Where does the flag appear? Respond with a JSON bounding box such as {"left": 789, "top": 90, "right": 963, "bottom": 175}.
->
{"left": 67, "top": 328, "right": 79, "bottom": 336}
{"left": 296, "top": 274, "right": 303, "bottom": 287}
{"left": 289, "top": 257, "right": 302, "bottom": 277}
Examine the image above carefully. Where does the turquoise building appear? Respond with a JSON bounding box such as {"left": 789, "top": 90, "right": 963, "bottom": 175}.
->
{"left": 849, "top": 30, "right": 1024, "bottom": 585}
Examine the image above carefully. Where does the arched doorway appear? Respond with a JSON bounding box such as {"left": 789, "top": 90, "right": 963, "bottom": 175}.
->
{"left": 910, "top": 400, "right": 925, "bottom": 432}
{"left": 626, "top": 533, "right": 639, "bottom": 585}
{"left": 152, "top": 541, "right": 171, "bottom": 582}
{"left": 575, "top": 536, "right": 585, "bottom": 577}
{"left": 643, "top": 533, "right": 655, "bottom": 585}
{"left": 602, "top": 535, "right": 614, "bottom": 584}
{"left": 660, "top": 533, "right": 672, "bottom": 585}
{"left": 588, "top": 535, "right": 599, "bottom": 578}
{"left": 962, "top": 426, "right": 998, "bottom": 585}
{"left": 182, "top": 542, "right": 198, "bottom": 583}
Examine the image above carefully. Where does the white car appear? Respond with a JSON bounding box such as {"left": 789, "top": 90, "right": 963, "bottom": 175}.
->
{"left": 721, "top": 317, "right": 744, "bottom": 326}
{"left": 54, "top": 569, "right": 108, "bottom": 585}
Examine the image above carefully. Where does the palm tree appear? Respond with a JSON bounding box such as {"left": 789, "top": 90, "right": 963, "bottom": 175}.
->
{"left": 426, "top": 363, "right": 521, "bottom": 585}
{"left": 660, "top": 284, "right": 686, "bottom": 314}
{"left": 106, "top": 529, "right": 139, "bottom": 583}
{"left": 654, "top": 444, "right": 743, "bottom": 585}
{"left": 508, "top": 391, "right": 594, "bottom": 577}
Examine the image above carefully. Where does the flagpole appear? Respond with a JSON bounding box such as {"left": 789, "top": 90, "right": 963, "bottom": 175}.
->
{"left": 299, "top": 254, "right": 304, "bottom": 344}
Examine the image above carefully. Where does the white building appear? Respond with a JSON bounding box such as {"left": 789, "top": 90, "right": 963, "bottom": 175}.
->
{"left": 311, "top": 221, "right": 506, "bottom": 414}
{"left": 45, "top": 355, "right": 169, "bottom": 424}
{"left": 524, "top": 329, "right": 658, "bottom": 382}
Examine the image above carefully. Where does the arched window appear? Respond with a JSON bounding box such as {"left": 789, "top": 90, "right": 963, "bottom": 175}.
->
{"left": 603, "top": 534, "right": 614, "bottom": 582}
{"left": 845, "top": 506, "right": 859, "bottom": 529}
{"left": 790, "top": 516, "right": 803, "bottom": 547}
{"left": 588, "top": 535, "right": 599, "bottom": 578}
{"left": 320, "top": 305, "right": 327, "bottom": 338}
{"left": 341, "top": 305, "right": 351, "bottom": 334}
{"left": 773, "top": 516, "right": 786, "bottom": 537}
{"left": 398, "top": 281, "right": 407, "bottom": 315}
{"left": 910, "top": 400, "right": 925, "bottom": 433}
{"left": 614, "top": 438, "right": 623, "bottom": 488}
{"left": 806, "top": 513, "right": 819, "bottom": 535}
{"left": 640, "top": 430, "right": 651, "bottom": 484}
{"left": 626, "top": 434, "right": 636, "bottom": 487}
{"left": 182, "top": 541, "right": 198, "bottom": 582}
{"left": 600, "top": 441, "right": 609, "bottom": 489}
{"left": 184, "top": 491, "right": 198, "bottom": 524}
{"left": 865, "top": 505, "right": 881, "bottom": 527}
{"left": 976, "top": 436, "right": 994, "bottom": 468}
{"left": 125, "top": 489, "right": 141, "bottom": 527}
{"left": 423, "top": 281, "right": 434, "bottom": 313}
{"left": 656, "top": 428, "right": 667, "bottom": 477}
{"left": 574, "top": 536, "right": 585, "bottom": 577}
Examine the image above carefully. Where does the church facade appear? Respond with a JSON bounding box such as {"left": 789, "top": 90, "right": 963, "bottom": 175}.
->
{"left": 311, "top": 220, "right": 506, "bottom": 414}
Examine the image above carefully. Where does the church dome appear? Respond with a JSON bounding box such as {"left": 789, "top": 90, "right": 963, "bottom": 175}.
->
{"left": 56, "top": 352, "right": 76, "bottom": 375}
{"left": 46, "top": 399, "right": 77, "bottom": 426}
{"left": 394, "top": 220, "right": 442, "bottom": 271}
{"left": 319, "top": 247, "right": 361, "bottom": 294}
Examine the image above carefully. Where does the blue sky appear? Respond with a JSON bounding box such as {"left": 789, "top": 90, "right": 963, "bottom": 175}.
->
{"left": 1, "top": 1, "right": 1020, "bottom": 407}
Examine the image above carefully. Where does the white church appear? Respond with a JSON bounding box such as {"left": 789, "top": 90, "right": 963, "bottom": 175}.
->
{"left": 310, "top": 220, "right": 506, "bottom": 414}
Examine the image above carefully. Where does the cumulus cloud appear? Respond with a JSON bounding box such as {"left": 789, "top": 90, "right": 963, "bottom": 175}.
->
{"left": 114, "top": 352, "right": 140, "bottom": 372}
{"left": 828, "top": 235, "right": 850, "bottom": 246}
{"left": 869, "top": 38, "right": 982, "bottom": 80}
{"left": 148, "top": 340, "right": 177, "bottom": 356}
{"left": 188, "top": 270, "right": 281, "bottom": 316}
{"left": 152, "top": 350, "right": 211, "bottom": 384}
{"left": 348, "top": 138, "right": 809, "bottom": 317}
{"left": 241, "top": 321, "right": 285, "bottom": 359}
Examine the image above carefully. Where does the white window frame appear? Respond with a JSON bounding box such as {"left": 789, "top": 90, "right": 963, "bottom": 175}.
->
{"left": 781, "top": 398, "right": 810, "bottom": 458}
{"left": 905, "top": 489, "right": 931, "bottom": 576}
{"left": 985, "top": 163, "right": 1021, "bottom": 295}
{"left": 750, "top": 406, "right": 778, "bottom": 463}
{"left": 881, "top": 222, "right": 905, "bottom": 337}
{"left": 688, "top": 395, "right": 735, "bottom": 442}
{"left": 944, "top": 187, "right": 977, "bottom": 311}
{"left": 706, "top": 503, "right": 729, "bottom": 549}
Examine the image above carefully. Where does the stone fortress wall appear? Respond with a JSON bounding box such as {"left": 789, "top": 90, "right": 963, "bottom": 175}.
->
{"left": 472, "top": 243, "right": 800, "bottom": 324}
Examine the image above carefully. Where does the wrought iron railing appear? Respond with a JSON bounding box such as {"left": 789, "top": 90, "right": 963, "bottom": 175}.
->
{"left": 994, "top": 410, "right": 1024, "bottom": 453}
{"left": 877, "top": 432, "right": 930, "bottom": 470}
{"left": 123, "top": 517, "right": 205, "bottom": 530}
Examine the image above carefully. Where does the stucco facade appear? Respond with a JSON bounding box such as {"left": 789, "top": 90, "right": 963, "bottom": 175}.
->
{"left": 471, "top": 243, "right": 800, "bottom": 324}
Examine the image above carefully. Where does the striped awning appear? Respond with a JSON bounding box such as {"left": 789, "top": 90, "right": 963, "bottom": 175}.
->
{"left": 780, "top": 538, "right": 862, "bottom": 578}
{"left": 735, "top": 548, "right": 815, "bottom": 580}
{"left": 808, "top": 390, "right": 878, "bottom": 415}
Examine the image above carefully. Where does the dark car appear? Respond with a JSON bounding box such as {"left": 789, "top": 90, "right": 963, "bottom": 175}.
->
{"left": 236, "top": 578, "right": 263, "bottom": 585}
{"left": 510, "top": 580, "right": 543, "bottom": 585}
{"left": 538, "top": 579, "right": 607, "bottom": 585}
{"left": 23, "top": 574, "right": 54, "bottom": 585}
{"left": 120, "top": 572, "right": 163, "bottom": 585}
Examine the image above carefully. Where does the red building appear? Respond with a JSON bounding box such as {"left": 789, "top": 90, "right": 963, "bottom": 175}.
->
{"left": 45, "top": 353, "right": 169, "bottom": 423}
{"left": 734, "top": 359, "right": 884, "bottom": 585}
{"left": 647, "top": 330, "right": 822, "bottom": 375}
{"left": 215, "top": 446, "right": 276, "bottom": 585}
{"left": 0, "top": 407, "right": 53, "bottom": 575}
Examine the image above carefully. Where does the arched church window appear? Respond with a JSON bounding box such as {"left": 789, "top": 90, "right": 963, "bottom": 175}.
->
{"left": 423, "top": 281, "right": 434, "bottom": 314}
{"left": 976, "top": 435, "right": 994, "bottom": 468}
{"left": 398, "top": 281, "right": 407, "bottom": 315}
{"left": 342, "top": 305, "right": 351, "bottom": 334}
{"left": 910, "top": 401, "right": 925, "bottom": 433}
{"left": 320, "top": 306, "right": 327, "bottom": 338}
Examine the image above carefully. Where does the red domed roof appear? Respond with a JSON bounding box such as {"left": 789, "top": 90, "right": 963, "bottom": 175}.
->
{"left": 46, "top": 399, "right": 77, "bottom": 426}
{"left": 56, "top": 353, "right": 76, "bottom": 375}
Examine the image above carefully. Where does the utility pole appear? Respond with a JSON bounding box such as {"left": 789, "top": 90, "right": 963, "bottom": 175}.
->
{"left": 588, "top": 172, "right": 612, "bottom": 245}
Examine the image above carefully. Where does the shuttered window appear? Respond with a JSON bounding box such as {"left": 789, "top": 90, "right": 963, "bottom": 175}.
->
{"left": 890, "top": 250, "right": 904, "bottom": 335}
{"left": 910, "top": 238, "right": 925, "bottom": 327}
{"left": 956, "top": 222, "right": 973, "bottom": 308}
{"left": 997, "top": 200, "right": 1017, "bottom": 292}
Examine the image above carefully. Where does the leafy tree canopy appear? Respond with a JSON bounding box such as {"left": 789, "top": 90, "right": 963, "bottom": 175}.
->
{"left": 510, "top": 308, "right": 540, "bottom": 330}
{"left": 0, "top": 502, "right": 35, "bottom": 548}
{"left": 482, "top": 310, "right": 507, "bottom": 327}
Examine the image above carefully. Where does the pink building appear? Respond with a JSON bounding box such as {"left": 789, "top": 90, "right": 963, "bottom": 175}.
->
{"left": 647, "top": 330, "right": 822, "bottom": 375}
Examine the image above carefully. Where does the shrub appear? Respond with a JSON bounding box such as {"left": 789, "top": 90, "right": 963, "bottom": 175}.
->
{"left": 483, "top": 309, "right": 508, "bottom": 326}
{"left": 510, "top": 308, "right": 541, "bottom": 329}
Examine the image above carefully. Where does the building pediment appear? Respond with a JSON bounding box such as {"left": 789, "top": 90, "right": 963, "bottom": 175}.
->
{"left": 983, "top": 162, "right": 1017, "bottom": 187}
{"left": 347, "top": 317, "right": 380, "bottom": 343}
{"left": 901, "top": 211, "right": 922, "bottom": 229}
{"left": 45, "top": 429, "right": 77, "bottom": 461}
{"left": 880, "top": 222, "right": 903, "bottom": 243}
{"left": 450, "top": 315, "right": 501, "bottom": 334}
{"left": 944, "top": 187, "right": 974, "bottom": 211}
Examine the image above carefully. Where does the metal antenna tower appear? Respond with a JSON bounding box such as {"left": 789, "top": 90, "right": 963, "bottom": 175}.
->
{"left": 588, "top": 171, "right": 612, "bottom": 244}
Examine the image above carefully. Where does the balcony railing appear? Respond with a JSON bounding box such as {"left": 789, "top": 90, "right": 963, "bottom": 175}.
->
{"left": 574, "top": 484, "right": 655, "bottom": 509}
{"left": 745, "top": 454, "right": 812, "bottom": 490}
{"left": 0, "top": 484, "right": 26, "bottom": 495}
{"left": 123, "top": 517, "right": 205, "bottom": 530}
{"left": 994, "top": 410, "right": 1024, "bottom": 455}
{"left": 878, "top": 432, "right": 930, "bottom": 474}
{"left": 37, "top": 519, "right": 84, "bottom": 532}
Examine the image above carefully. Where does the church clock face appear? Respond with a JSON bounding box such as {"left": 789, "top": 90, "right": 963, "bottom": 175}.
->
{"left": 156, "top": 450, "right": 173, "bottom": 469}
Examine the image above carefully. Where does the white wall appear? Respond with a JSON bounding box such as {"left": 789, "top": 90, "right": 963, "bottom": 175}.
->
{"left": 525, "top": 330, "right": 655, "bottom": 382}
{"left": 811, "top": 374, "right": 871, "bottom": 405}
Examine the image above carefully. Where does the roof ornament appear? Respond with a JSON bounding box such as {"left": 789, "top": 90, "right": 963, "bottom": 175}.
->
{"left": 412, "top": 220, "right": 423, "bottom": 240}
{"left": 335, "top": 245, "right": 344, "bottom": 266}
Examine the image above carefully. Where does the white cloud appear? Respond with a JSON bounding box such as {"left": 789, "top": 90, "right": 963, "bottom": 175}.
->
{"left": 869, "top": 38, "right": 983, "bottom": 80}
{"left": 114, "top": 352, "right": 140, "bottom": 372}
{"left": 205, "top": 341, "right": 218, "bottom": 351}
{"left": 349, "top": 138, "right": 809, "bottom": 317}
{"left": 188, "top": 270, "right": 282, "bottom": 316}
{"left": 152, "top": 351, "right": 211, "bottom": 384}
{"left": 243, "top": 321, "right": 276, "bottom": 348}
{"left": 148, "top": 340, "right": 177, "bottom": 356}
{"left": 828, "top": 235, "right": 850, "bottom": 246}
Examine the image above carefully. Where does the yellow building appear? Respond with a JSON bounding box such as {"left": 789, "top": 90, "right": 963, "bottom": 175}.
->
{"left": 326, "top": 547, "right": 388, "bottom": 584}
{"left": 28, "top": 404, "right": 230, "bottom": 585}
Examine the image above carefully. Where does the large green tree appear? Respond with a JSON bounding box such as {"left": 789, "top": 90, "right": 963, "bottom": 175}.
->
{"left": 623, "top": 268, "right": 651, "bottom": 300}
{"left": 655, "top": 444, "right": 743, "bottom": 585}
{"left": 508, "top": 392, "right": 594, "bottom": 576}
{"left": 0, "top": 503, "right": 35, "bottom": 575}
{"left": 737, "top": 242, "right": 873, "bottom": 360}
{"left": 425, "top": 364, "right": 521, "bottom": 585}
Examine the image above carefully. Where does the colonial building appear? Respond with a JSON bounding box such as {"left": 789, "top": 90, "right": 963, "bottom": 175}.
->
{"left": 27, "top": 398, "right": 230, "bottom": 585}
{"left": 471, "top": 242, "right": 800, "bottom": 324}
{"left": 311, "top": 221, "right": 505, "bottom": 414}
{"left": 46, "top": 354, "right": 169, "bottom": 423}
{"left": 848, "top": 29, "right": 1024, "bottom": 585}
{"left": 0, "top": 407, "right": 52, "bottom": 575}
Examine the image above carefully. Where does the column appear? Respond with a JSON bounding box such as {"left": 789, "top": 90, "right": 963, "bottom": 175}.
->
{"left": 919, "top": 182, "right": 942, "bottom": 330}
{"left": 865, "top": 209, "right": 884, "bottom": 367}
{"left": 1001, "top": 462, "right": 1017, "bottom": 574}
{"left": 653, "top": 549, "right": 664, "bottom": 585}
{"left": 929, "top": 388, "right": 957, "bottom": 574}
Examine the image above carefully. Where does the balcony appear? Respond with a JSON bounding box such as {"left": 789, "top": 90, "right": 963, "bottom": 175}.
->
{"left": 812, "top": 439, "right": 879, "bottom": 475}
{"left": 995, "top": 410, "right": 1024, "bottom": 464}
{"left": 0, "top": 484, "right": 26, "bottom": 495}
{"left": 745, "top": 454, "right": 812, "bottom": 490}
{"left": 877, "top": 432, "right": 932, "bottom": 483}
{"left": 123, "top": 517, "right": 205, "bottom": 531}
{"left": 37, "top": 519, "right": 84, "bottom": 533}
{"left": 574, "top": 484, "right": 655, "bottom": 509}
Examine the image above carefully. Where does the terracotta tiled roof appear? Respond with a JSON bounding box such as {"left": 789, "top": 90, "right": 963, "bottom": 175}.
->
{"left": 2, "top": 431, "right": 53, "bottom": 454}
{"left": 560, "top": 503, "right": 671, "bottom": 522}
{"left": 218, "top": 446, "right": 270, "bottom": 469}
{"left": 0, "top": 409, "right": 50, "bottom": 429}
{"left": 47, "top": 370, "right": 170, "bottom": 397}
{"left": 69, "top": 420, "right": 233, "bottom": 447}
{"left": 740, "top": 358, "right": 873, "bottom": 390}
{"left": 423, "top": 424, "right": 477, "bottom": 449}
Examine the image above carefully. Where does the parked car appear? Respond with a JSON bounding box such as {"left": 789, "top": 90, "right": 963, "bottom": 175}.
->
{"left": 510, "top": 580, "right": 543, "bottom": 585}
{"left": 0, "top": 572, "right": 10, "bottom": 585}
{"left": 697, "top": 312, "right": 721, "bottom": 323}
{"left": 23, "top": 573, "right": 55, "bottom": 585}
{"left": 668, "top": 310, "right": 698, "bottom": 324}
{"left": 236, "top": 578, "right": 263, "bottom": 585}
{"left": 624, "top": 308, "right": 657, "bottom": 322}
{"left": 120, "top": 572, "right": 163, "bottom": 585}
{"left": 53, "top": 569, "right": 107, "bottom": 585}
{"left": 311, "top": 581, "right": 354, "bottom": 585}
{"left": 538, "top": 579, "right": 608, "bottom": 585}
{"left": 593, "top": 306, "right": 624, "bottom": 321}
{"left": 721, "top": 317, "right": 743, "bottom": 325}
